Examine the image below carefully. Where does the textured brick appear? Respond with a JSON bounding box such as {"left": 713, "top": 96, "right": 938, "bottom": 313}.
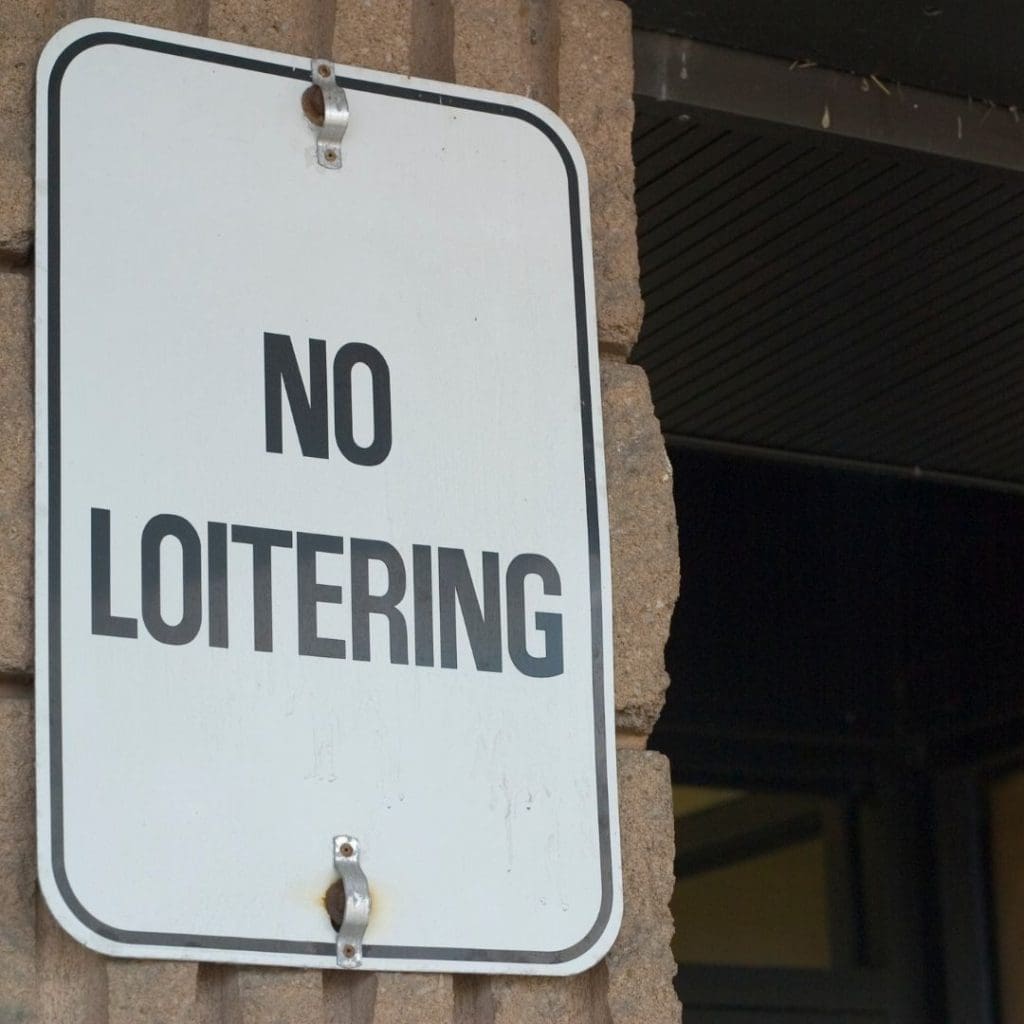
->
{"left": 195, "top": 964, "right": 241, "bottom": 1024}
{"left": 334, "top": 0, "right": 413, "bottom": 75}
{"left": 606, "top": 750, "right": 680, "bottom": 1024}
{"left": 372, "top": 973, "right": 454, "bottom": 1024}
{"left": 235, "top": 966, "right": 324, "bottom": 1023}
{"left": 0, "top": 694, "right": 36, "bottom": 1024}
{"left": 335, "top": 0, "right": 454, "bottom": 81}
{"left": 491, "top": 971, "right": 608, "bottom": 1024}
{"left": 409, "top": 1, "right": 455, "bottom": 82}
{"left": 207, "top": 0, "right": 334, "bottom": 53}
{"left": 0, "top": 5, "right": 42, "bottom": 258}
{"left": 601, "top": 359, "right": 679, "bottom": 735}
{"left": 0, "top": 273, "right": 32, "bottom": 674}
{"left": 91, "top": 0, "right": 206, "bottom": 34}
{"left": 36, "top": 896, "right": 110, "bottom": 1024}
{"left": 558, "top": 0, "right": 643, "bottom": 357}
{"left": 452, "top": 975, "right": 494, "bottom": 1024}
{"left": 452, "top": 0, "right": 558, "bottom": 107}
{"left": 108, "top": 960, "right": 200, "bottom": 1024}
{"left": 323, "top": 970, "right": 378, "bottom": 1024}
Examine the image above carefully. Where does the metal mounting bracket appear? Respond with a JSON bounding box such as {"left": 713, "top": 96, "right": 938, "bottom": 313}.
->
{"left": 332, "top": 835, "right": 370, "bottom": 967}
{"left": 310, "top": 58, "right": 349, "bottom": 168}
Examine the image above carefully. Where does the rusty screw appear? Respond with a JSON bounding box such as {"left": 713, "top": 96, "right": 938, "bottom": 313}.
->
{"left": 317, "top": 63, "right": 331, "bottom": 78}
{"left": 325, "top": 879, "right": 346, "bottom": 931}
{"left": 339, "top": 841, "right": 354, "bottom": 857}
{"left": 342, "top": 944, "right": 357, "bottom": 959}
{"left": 301, "top": 85, "right": 326, "bottom": 126}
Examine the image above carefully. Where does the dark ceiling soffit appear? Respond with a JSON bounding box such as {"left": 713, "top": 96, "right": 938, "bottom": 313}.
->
{"left": 634, "top": 30, "right": 1024, "bottom": 175}
{"left": 663, "top": 435, "right": 1024, "bottom": 500}
{"left": 627, "top": 0, "right": 1024, "bottom": 112}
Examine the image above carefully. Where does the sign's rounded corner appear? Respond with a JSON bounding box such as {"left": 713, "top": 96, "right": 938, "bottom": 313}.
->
{"left": 543, "top": 879, "right": 624, "bottom": 976}
{"left": 510, "top": 96, "right": 592, "bottom": 191}
{"left": 37, "top": 18, "right": 121, "bottom": 87}
{"left": 36, "top": 856, "right": 130, "bottom": 960}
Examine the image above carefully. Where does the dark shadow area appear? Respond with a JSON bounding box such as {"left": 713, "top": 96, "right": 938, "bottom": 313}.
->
{"left": 651, "top": 446, "right": 1024, "bottom": 1023}
{"left": 654, "top": 446, "right": 1024, "bottom": 783}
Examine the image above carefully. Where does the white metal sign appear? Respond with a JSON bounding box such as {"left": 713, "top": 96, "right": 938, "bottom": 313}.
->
{"left": 35, "top": 20, "right": 619, "bottom": 974}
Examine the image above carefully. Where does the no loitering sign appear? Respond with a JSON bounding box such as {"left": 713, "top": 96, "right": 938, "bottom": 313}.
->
{"left": 35, "top": 20, "right": 620, "bottom": 974}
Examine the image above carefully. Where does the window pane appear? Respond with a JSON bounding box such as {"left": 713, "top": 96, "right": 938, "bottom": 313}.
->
{"left": 671, "top": 786, "right": 832, "bottom": 969}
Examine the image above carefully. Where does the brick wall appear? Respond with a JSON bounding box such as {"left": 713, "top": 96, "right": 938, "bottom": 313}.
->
{"left": 0, "top": 3, "right": 681, "bottom": 1021}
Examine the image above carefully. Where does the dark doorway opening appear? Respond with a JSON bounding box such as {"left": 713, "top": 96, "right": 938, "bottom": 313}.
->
{"left": 651, "top": 447, "right": 1024, "bottom": 1023}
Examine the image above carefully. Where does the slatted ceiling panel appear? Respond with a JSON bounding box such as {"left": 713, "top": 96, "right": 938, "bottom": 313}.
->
{"left": 641, "top": 158, "right": 904, "bottom": 348}
{"left": 633, "top": 105, "right": 1024, "bottom": 487}
{"left": 749, "top": 185, "right": 1024, "bottom": 439}
{"left": 640, "top": 151, "right": 814, "bottom": 279}
{"left": 639, "top": 145, "right": 840, "bottom": 275}
{"left": 640, "top": 145, "right": 830, "bottom": 298}
{"left": 659, "top": 170, "right": 973, "bottom": 383}
{"left": 634, "top": 110, "right": 694, "bottom": 158}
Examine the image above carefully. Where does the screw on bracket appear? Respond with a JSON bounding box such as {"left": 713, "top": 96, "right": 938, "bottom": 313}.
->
{"left": 331, "top": 835, "right": 370, "bottom": 967}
